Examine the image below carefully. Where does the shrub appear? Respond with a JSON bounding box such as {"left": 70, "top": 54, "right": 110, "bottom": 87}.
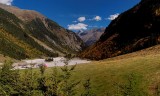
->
{"left": 0, "top": 59, "right": 93, "bottom": 96}
{"left": 115, "top": 73, "right": 147, "bottom": 96}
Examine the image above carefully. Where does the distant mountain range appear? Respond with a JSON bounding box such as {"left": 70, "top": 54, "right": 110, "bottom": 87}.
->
{"left": 79, "top": 0, "right": 160, "bottom": 60}
{"left": 0, "top": 4, "right": 84, "bottom": 59}
{"left": 77, "top": 28, "right": 105, "bottom": 46}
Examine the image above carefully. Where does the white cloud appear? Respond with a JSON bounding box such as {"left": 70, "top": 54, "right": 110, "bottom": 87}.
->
{"left": 0, "top": 0, "right": 13, "bottom": 5}
{"left": 68, "top": 23, "right": 88, "bottom": 30}
{"left": 93, "top": 16, "right": 102, "bottom": 21}
{"left": 78, "top": 17, "right": 86, "bottom": 22}
{"left": 107, "top": 13, "right": 119, "bottom": 20}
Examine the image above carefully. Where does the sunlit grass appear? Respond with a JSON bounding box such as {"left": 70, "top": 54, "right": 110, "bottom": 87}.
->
{"left": 6, "top": 45, "right": 160, "bottom": 95}
{"left": 65, "top": 52, "right": 160, "bottom": 95}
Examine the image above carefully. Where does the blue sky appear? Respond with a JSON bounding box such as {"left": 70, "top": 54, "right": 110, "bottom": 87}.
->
{"left": 1, "top": 0, "right": 140, "bottom": 31}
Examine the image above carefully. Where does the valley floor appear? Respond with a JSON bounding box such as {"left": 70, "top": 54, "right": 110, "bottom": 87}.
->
{"left": 13, "top": 57, "right": 91, "bottom": 69}
{"left": 1, "top": 45, "right": 160, "bottom": 95}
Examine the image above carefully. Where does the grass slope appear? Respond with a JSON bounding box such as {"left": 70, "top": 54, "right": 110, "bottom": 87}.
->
{"left": 2, "top": 44, "right": 159, "bottom": 95}
{"left": 64, "top": 45, "right": 160, "bottom": 95}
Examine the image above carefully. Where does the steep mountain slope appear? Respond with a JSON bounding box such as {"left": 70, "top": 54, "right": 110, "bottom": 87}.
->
{"left": 77, "top": 28, "right": 105, "bottom": 46}
{"left": 79, "top": 0, "right": 160, "bottom": 60}
{"left": 0, "top": 4, "right": 84, "bottom": 59}
{"left": 0, "top": 3, "right": 45, "bottom": 22}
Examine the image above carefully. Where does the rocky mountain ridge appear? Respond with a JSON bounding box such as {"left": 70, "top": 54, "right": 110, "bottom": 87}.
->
{"left": 77, "top": 28, "right": 105, "bottom": 46}
{"left": 79, "top": 0, "right": 160, "bottom": 60}
{"left": 0, "top": 4, "right": 84, "bottom": 59}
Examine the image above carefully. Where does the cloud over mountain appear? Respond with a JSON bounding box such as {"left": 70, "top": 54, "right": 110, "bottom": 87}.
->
{"left": 0, "top": 0, "right": 13, "bottom": 5}
{"left": 107, "top": 13, "right": 119, "bottom": 20}
{"left": 68, "top": 23, "right": 88, "bottom": 30}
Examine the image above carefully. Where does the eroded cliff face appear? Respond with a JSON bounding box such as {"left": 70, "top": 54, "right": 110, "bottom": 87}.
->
{"left": 79, "top": 0, "right": 160, "bottom": 60}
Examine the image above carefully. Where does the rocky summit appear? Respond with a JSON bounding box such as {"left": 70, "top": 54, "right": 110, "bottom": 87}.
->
{"left": 77, "top": 28, "right": 105, "bottom": 46}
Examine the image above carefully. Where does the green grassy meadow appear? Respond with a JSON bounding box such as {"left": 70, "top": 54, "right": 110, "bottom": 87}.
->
{"left": 48, "top": 45, "right": 160, "bottom": 96}
{"left": 1, "top": 45, "right": 160, "bottom": 96}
